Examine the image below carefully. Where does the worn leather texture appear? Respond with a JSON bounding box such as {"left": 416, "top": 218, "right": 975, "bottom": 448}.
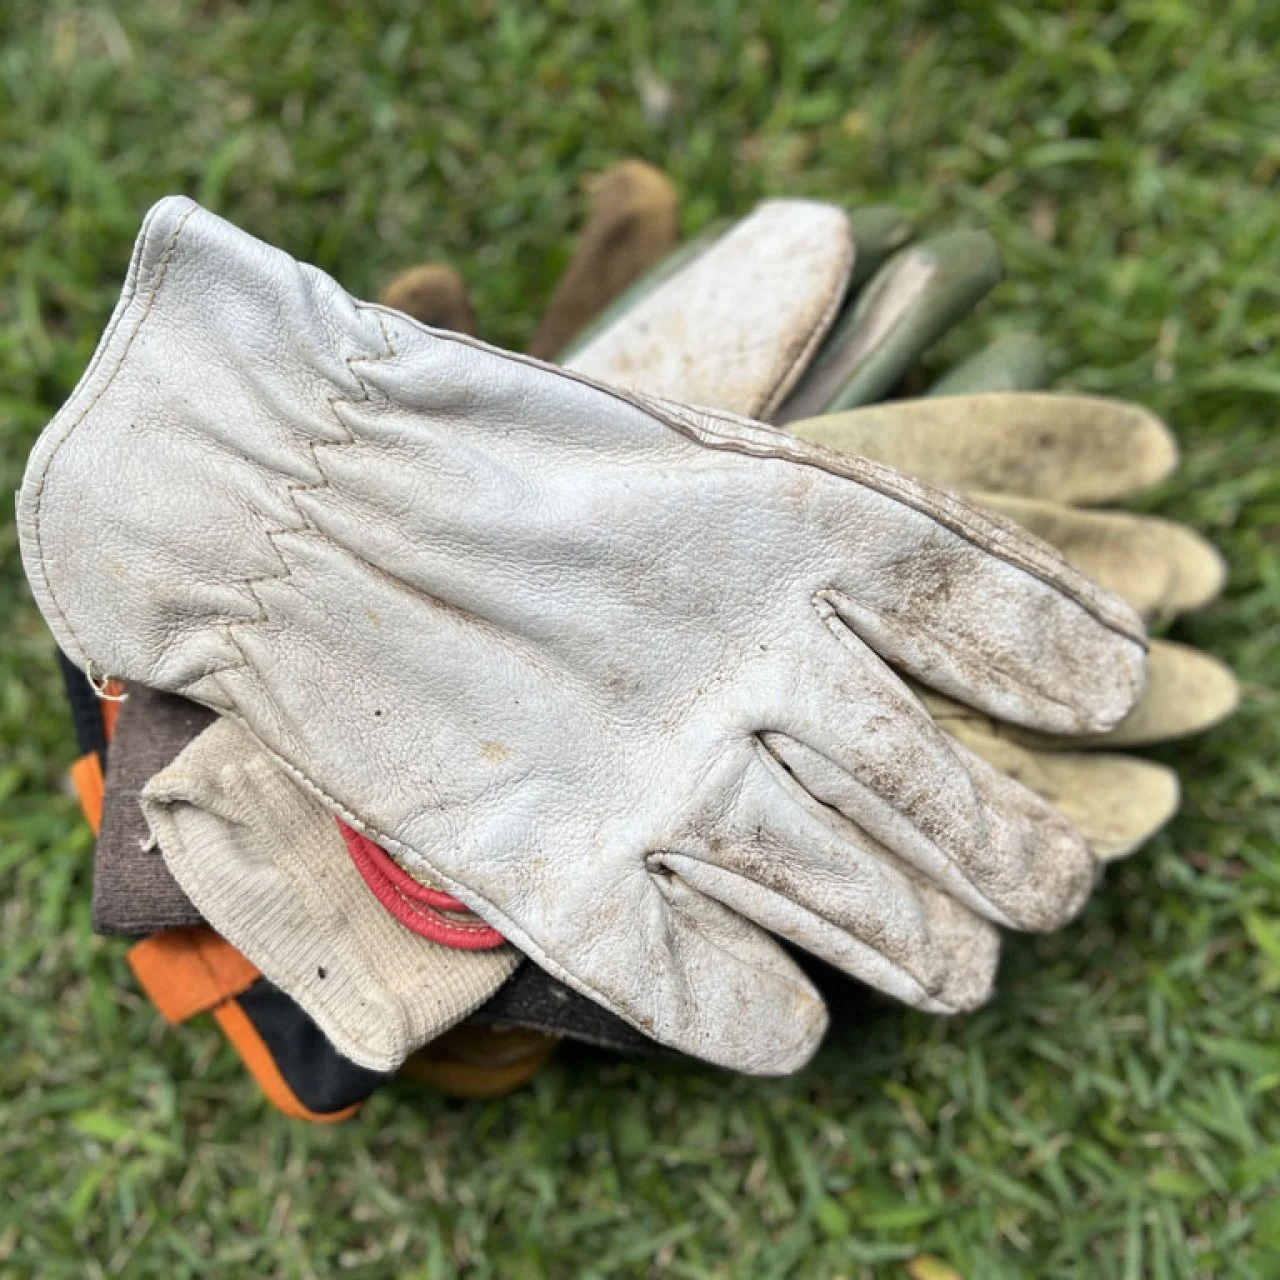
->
{"left": 566, "top": 199, "right": 853, "bottom": 418}
{"left": 19, "top": 197, "right": 1146, "bottom": 1073}
{"left": 788, "top": 393, "right": 1236, "bottom": 856}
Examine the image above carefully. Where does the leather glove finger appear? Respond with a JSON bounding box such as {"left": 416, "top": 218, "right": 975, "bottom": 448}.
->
{"left": 923, "top": 689, "right": 1181, "bottom": 860}
{"left": 792, "top": 391, "right": 1230, "bottom": 624}
{"left": 378, "top": 264, "right": 477, "bottom": 334}
{"left": 565, "top": 199, "right": 853, "bottom": 417}
{"left": 789, "top": 392, "right": 1178, "bottom": 505}
{"left": 554, "top": 204, "right": 894, "bottom": 369}
{"left": 555, "top": 224, "right": 725, "bottom": 364}
{"left": 927, "top": 332, "right": 1050, "bottom": 396}
{"left": 1005, "top": 638, "right": 1238, "bottom": 749}
{"left": 844, "top": 205, "right": 915, "bottom": 291}
{"left": 976, "top": 492, "right": 1226, "bottom": 618}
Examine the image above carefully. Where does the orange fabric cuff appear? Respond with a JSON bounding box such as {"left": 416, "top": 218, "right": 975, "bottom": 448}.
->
{"left": 211, "top": 1001, "right": 363, "bottom": 1124}
{"left": 100, "top": 679, "right": 125, "bottom": 740}
{"left": 70, "top": 753, "right": 105, "bottom": 835}
{"left": 128, "top": 926, "right": 363, "bottom": 1123}
{"left": 127, "top": 925, "right": 260, "bottom": 1023}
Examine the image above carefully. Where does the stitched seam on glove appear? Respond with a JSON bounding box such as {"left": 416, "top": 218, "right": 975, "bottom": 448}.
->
{"left": 637, "top": 395, "right": 1145, "bottom": 645}
{"left": 23, "top": 211, "right": 1142, "bottom": 696}
{"left": 26, "top": 200, "right": 199, "bottom": 669}
{"left": 180, "top": 311, "right": 398, "bottom": 690}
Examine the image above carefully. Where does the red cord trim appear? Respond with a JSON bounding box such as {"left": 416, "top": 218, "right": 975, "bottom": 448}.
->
{"left": 337, "top": 820, "right": 506, "bottom": 950}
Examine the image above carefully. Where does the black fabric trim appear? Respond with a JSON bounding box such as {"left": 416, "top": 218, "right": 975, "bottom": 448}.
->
{"left": 57, "top": 647, "right": 107, "bottom": 766}
{"left": 469, "top": 964, "right": 662, "bottom": 1054}
{"left": 467, "top": 948, "right": 874, "bottom": 1057}
{"left": 236, "top": 978, "right": 391, "bottom": 1113}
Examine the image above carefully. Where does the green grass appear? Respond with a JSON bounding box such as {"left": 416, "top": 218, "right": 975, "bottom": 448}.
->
{"left": 2, "top": 1, "right": 1278, "bottom": 1275}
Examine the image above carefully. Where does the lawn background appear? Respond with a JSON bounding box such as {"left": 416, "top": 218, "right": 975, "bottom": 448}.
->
{"left": 1, "top": 1, "right": 1278, "bottom": 1276}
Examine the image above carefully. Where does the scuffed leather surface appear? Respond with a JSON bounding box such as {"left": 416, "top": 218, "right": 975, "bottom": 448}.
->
{"left": 567, "top": 199, "right": 852, "bottom": 418}
{"left": 19, "top": 198, "right": 1146, "bottom": 1073}
{"left": 789, "top": 393, "right": 1178, "bottom": 505}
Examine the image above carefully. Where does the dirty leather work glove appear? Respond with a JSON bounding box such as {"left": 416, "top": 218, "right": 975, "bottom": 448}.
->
{"left": 575, "top": 202, "right": 1234, "bottom": 859}
{"left": 19, "top": 196, "right": 1147, "bottom": 1075}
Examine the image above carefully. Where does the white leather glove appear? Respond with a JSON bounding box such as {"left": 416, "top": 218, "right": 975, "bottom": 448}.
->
{"left": 18, "top": 197, "right": 1146, "bottom": 1074}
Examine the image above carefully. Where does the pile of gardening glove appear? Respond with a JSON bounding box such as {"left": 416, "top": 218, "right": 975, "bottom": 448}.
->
{"left": 24, "top": 162, "right": 1237, "bottom": 1121}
